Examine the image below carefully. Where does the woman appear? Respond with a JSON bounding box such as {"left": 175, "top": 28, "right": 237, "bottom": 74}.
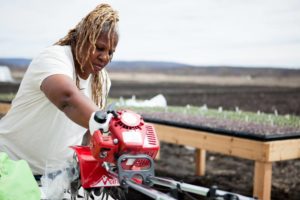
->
{"left": 0, "top": 4, "right": 119, "bottom": 175}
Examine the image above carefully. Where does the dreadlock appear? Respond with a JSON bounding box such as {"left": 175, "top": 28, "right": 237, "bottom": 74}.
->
{"left": 55, "top": 4, "right": 119, "bottom": 109}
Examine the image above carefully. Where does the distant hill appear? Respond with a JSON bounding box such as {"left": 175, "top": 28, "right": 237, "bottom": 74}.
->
{"left": 107, "top": 61, "right": 300, "bottom": 78}
{"left": 0, "top": 58, "right": 31, "bottom": 70}
{"left": 107, "top": 60, "right": 192, "bottom": 70}
{"left": 1, "top": 57, "right": 300, "bottom": 78}
{"left": 0, "top": 58, "right": 192, "bottom": 70}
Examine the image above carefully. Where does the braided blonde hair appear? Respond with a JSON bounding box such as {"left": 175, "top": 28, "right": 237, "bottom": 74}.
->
{"left": 55, "top": 4, "right": 119, "bottom": 108}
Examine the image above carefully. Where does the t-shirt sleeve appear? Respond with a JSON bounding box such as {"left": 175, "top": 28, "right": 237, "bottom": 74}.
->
{"left": 27, "top": 45, "right": 74, "bottom": 90}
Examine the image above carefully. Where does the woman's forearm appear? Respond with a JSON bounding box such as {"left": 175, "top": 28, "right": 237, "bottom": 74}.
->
{"left": 41, "top": 74, "right": 99, "bottom": 128}
{"left": 60, "top": 92, "right": 98, "bottom": 128}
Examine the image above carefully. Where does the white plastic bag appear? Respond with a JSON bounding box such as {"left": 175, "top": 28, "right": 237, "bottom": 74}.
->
{"left": 40, "top": 161, "right": 78, "bottom": 200}
{"left": 118, "top": 94, "right": 168, "bottom": 107}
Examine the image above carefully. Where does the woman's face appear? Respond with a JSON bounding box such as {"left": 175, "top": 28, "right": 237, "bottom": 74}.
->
{"left": 81, "top": 32, "right": 118, "bottom": 78}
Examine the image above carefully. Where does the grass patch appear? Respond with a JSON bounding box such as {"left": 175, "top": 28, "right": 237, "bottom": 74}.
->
{"left": 0, "top": 93, "right": 15, "bottom": 102}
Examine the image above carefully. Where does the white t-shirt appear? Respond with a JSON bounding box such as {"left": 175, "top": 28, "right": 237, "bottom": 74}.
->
{"left": 0, "top": 45, "right": 111, "bottom": 174}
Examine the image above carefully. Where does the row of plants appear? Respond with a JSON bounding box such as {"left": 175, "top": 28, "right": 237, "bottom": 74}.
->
{"left": 112, "top": 98, "right": 300, "bottom": 128}
{"left": 0, "top": 93, "right": 15, "bottom": 102}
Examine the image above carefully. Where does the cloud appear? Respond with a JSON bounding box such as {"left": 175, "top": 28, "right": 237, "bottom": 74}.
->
{"left": 0, "top": 0, "right": 300, "bottom": 68}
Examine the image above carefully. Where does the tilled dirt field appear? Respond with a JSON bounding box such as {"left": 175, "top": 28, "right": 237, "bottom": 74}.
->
{"left": 110, "top": 81, "right": 300, "bottom": 116}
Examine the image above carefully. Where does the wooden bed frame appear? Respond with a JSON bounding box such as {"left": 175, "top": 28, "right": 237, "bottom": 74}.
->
{"left": 153, "top": 123, "right": 300, "bottom": 200}
{"left": 0, "top": 102, "right": 10, "bottom": 114}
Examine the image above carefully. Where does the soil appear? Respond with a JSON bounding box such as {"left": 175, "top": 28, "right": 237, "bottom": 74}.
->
{"left": 1, "top": 76, "right": 300, "bottom": 199}
{"left": 141, "top": 112, "right": 300, "bottom": 139}
{"left": 153, "top": 144, "right": 300, "bottom": 200}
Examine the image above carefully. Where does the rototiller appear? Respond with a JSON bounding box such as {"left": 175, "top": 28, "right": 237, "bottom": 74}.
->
{"left": 70, "top": 106, "right": 257, "bottom": 200}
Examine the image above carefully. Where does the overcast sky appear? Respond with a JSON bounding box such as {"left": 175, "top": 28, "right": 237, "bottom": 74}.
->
{"left": 1, "top": 0, "right": 300, "bottom": 68}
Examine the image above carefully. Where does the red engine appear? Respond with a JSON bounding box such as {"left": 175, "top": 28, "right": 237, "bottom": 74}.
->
{"left": 71, "top": 109, "right": 160, "bottom": 188}
{"left": 91, "top": 110, "right": 159, "bottom": 163}
{"left": 70, "top": 109, "right": 256, "bottom": 200}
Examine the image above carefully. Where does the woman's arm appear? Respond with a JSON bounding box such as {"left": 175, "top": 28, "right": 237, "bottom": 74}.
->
{"left": 41, "top": 74, "right": 99, "bottom": 128}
